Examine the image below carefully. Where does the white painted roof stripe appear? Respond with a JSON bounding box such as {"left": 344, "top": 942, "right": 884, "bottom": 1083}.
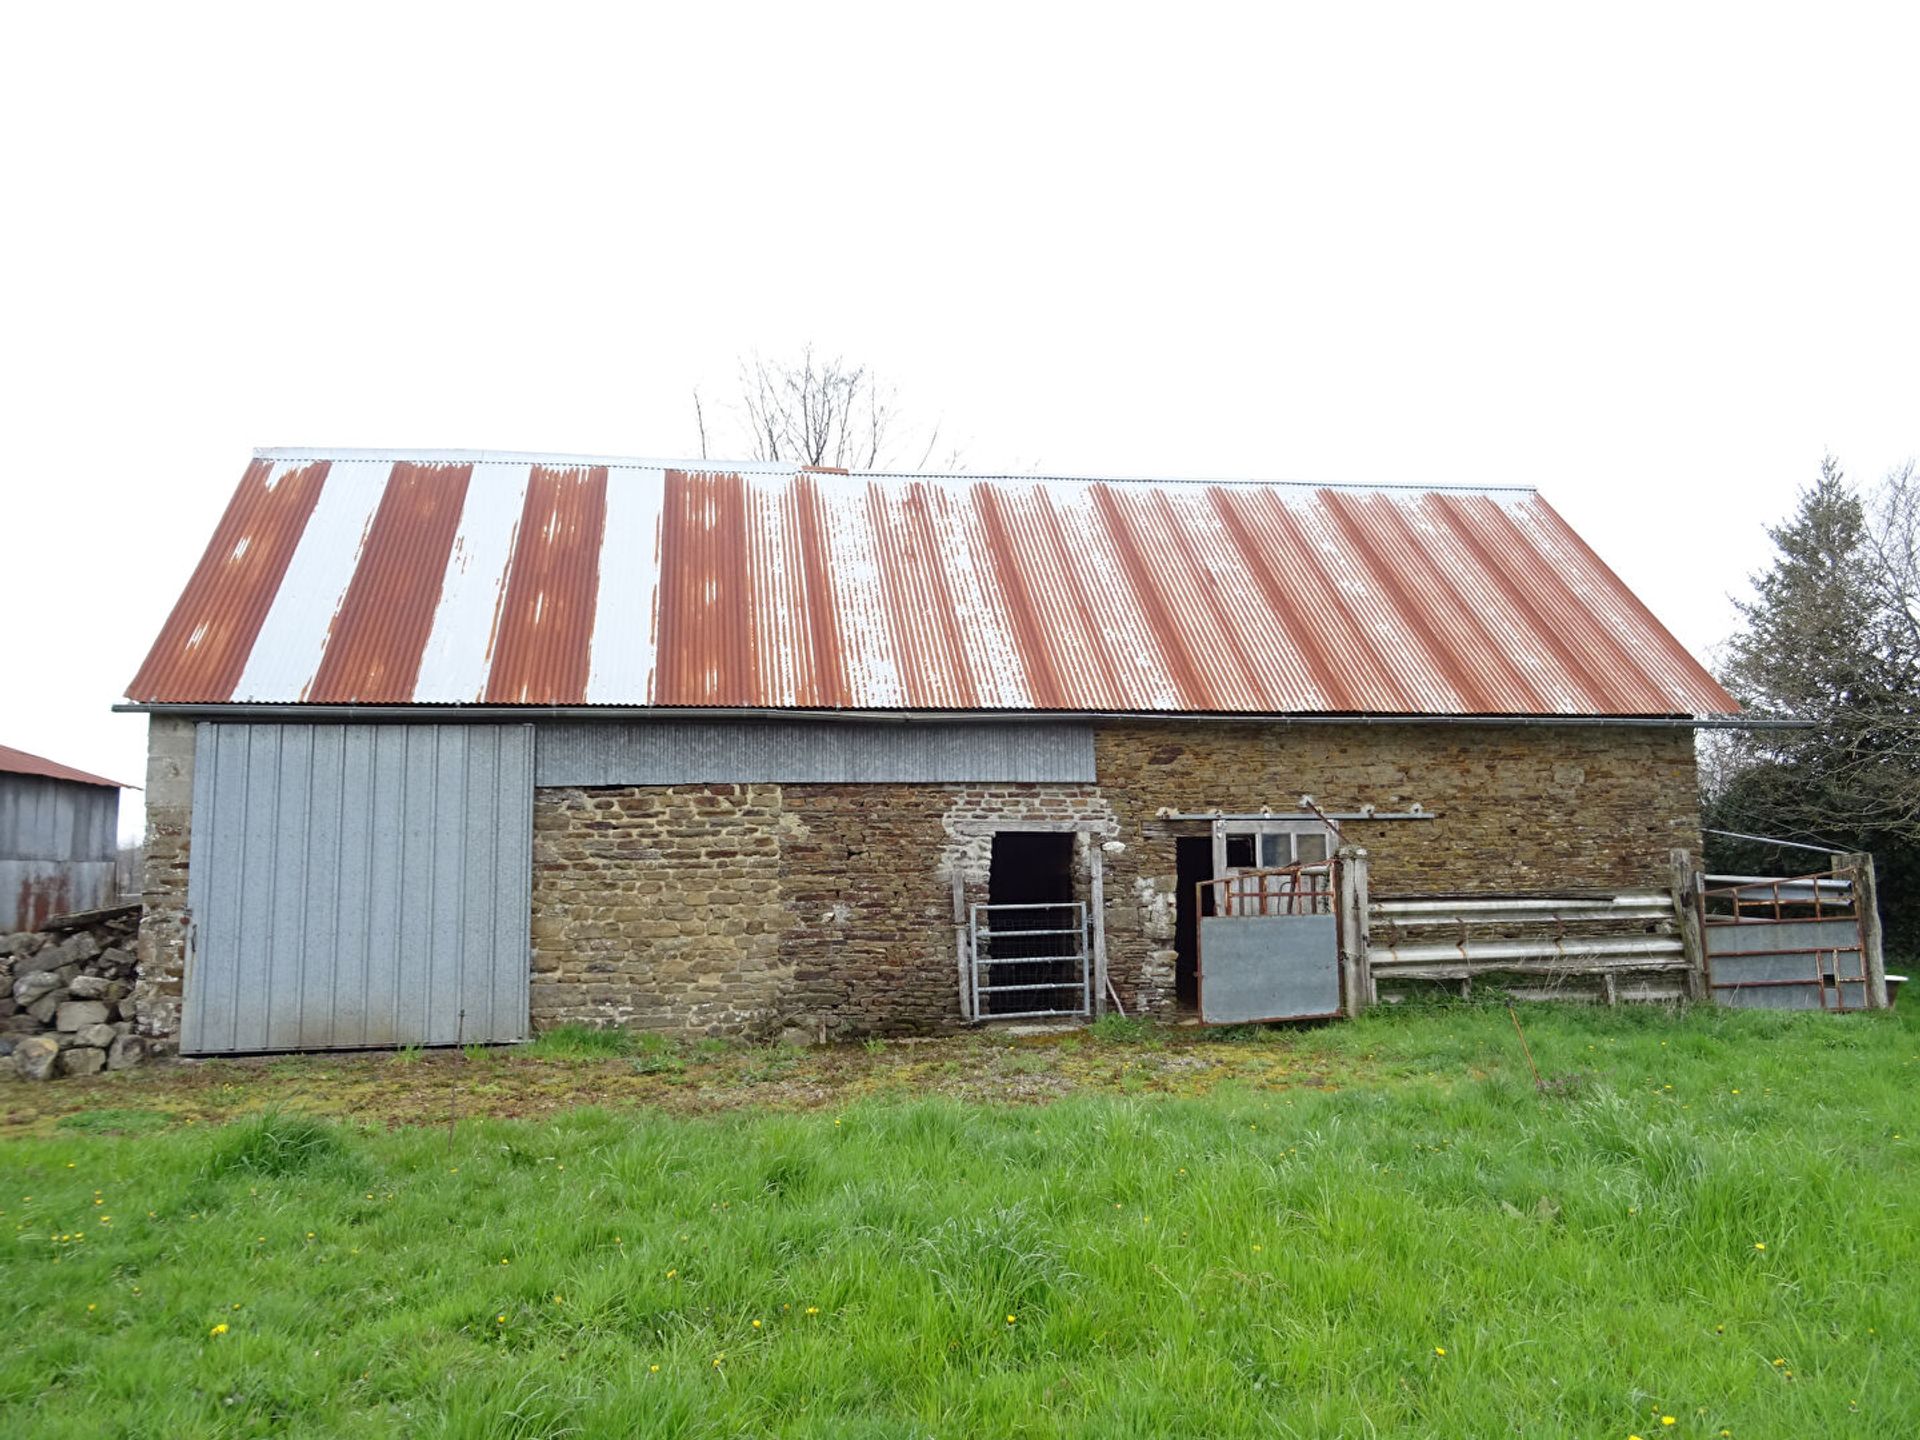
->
{"left": 413, "top": 462, "right": 533, "bottom": 702}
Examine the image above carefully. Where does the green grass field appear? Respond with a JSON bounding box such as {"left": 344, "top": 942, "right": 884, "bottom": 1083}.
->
{"left": 1, "top": 1002, "right": 1915, "bottom": 1438}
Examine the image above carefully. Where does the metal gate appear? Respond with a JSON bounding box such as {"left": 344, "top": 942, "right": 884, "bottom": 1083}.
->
{"left": 968, "top": 901, "right": 1090, "bottom": 1020}
{"left": 1197, "top": 862, "right": 1342, "bottom": 1024}
{"left": 1701, "top": 869, "right": 1871, "bottom": 1010}
{"left": 183, "top": 723, "right": 534, "bottom": 1054}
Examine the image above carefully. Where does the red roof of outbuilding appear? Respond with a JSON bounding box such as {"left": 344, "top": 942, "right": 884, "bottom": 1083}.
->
{"left": 126, "top": 449, "right": 1737, "bottom": 718}
{"left": 0, "top": 744, "right": 129, "bottom": 789}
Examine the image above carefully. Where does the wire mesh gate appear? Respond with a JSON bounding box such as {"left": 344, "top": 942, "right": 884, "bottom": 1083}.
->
{"left": 1700, "top": 868, "right": 1870, "bottom": 1010}
{"left": 968, "top": 902, "right": 1090, "bottom": 1019}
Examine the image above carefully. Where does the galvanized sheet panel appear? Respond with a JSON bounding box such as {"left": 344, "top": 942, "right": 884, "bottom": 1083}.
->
{"left": 1199, "top": 914, "right": 1341, "bottom": 1023}
{"left": 182, "top": 722, "right": 532, "bottom": 1053}
{"left": 0, "top": 860, "right": 116, "bottom": 932}
{"left": 0, "top": 773, "right": 120, "bottom": 930}
{"left": 533, "top": 719, "right": 1095, "bottom": 786}
{"left": 126, "top": 449, "right": 1737, "bottom": 719}
{"left": 1708, "top": 918, "right": 1866, "bottom": 1011}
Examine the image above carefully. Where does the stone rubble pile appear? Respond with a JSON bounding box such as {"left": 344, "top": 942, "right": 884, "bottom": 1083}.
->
{"left": 1, "top": 905, "right": 146, "bottom": 1080}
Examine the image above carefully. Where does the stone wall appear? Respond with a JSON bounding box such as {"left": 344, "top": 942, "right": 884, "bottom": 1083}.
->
{"left": 1094, "top": 720, "right": 1702, "bottom": 1014}
{"left": 131, "top": 715, "right": 194, "bottom": 1046}
{"left": 530, "top": 782, "right": 1112, "bottom": 1038}
{"left": 4, "top": 906, "right": 147, "bottom": 1079}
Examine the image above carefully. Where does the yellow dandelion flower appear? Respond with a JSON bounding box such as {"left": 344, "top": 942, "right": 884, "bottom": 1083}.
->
{"left": 806, "top": 1306, "right": 820, "bottom": 1315}
{"left": 210, "top": 1323, "right": 228, "bottom": 1336}
{"left": 650, "top": 1364, "right": 660, "bottom": 1373}
{"left": 1433, "top": 1346, "right": 1446, "bottom": 1357}
{"left": 87, "top": 1304, "right": 96, "bottom": 1312}
{"left": 1662, "top": 1419, "right": 1676, "bottom": 1427}
{"left": 1753, "top": 1242, "right": 1766, "bottom": 1251}
{"left": 666, "top": 1269, "right": 677, "bottom": 1278}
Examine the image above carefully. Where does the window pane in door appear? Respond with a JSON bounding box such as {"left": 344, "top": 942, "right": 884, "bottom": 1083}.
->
{"left": 1259, "top": 834, "right": 1289, "bottom": 867}
{"left": 1297, "top": 832, "right": 1329, "bottom": 862}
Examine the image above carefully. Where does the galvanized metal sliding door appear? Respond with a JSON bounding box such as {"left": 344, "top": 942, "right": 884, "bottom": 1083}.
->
{"left": 182, "top": 723, "right": 533, "bottom": 1054}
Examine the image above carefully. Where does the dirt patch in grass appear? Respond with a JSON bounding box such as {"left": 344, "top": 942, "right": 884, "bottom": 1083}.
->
{"left": 0, "top": 1025, "right": 1357, "bottom": 1136}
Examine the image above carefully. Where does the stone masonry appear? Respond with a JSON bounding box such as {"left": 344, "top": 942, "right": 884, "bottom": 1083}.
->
{"left": 131, "top": 714, "right": 194, "bottom": 1046}
{"left": 531, "top": 782, "right": 1112, "bottom": 1038}
{"left": 3, "top": 906, "right": 147, "bottom": 1079}
{"left": 1095, "top": 720, "right": 1702, "bottom": 1015}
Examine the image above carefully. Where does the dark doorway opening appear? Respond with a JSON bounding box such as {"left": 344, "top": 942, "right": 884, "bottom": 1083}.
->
{"left": 989, "top": 831, "right": 1075, "bottom": 910}
{"left": 979, "top": 831, "right": 1081, "bottom": 1017}
{"left": 1175, "top": 836, "right": 1216, "bottom": 1009}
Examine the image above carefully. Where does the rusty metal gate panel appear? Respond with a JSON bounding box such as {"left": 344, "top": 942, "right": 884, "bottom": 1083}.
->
{"left": 1198, "top": 863, "right": 1343, "bottom": 1024}
{"left": 1701, "top": 871, "right": 1868, "bottom": 1011}
{"left": 182, "top": 723, "right": 533, "bottom": 1054}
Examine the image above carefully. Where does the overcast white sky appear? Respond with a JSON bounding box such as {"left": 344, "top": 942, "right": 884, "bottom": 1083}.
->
{"left": 3, "top": 3, "right": 1916, "bottom": 838}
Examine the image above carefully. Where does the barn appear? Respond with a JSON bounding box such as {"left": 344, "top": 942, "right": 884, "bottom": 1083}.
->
{"left": 120, "top": 448, "right": 1745, "bottom": 1055}
{"left": 1, "top": 744, "right": 125, "bottom": 933}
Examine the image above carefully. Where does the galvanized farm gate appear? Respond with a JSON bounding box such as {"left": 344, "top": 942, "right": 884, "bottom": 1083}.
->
{"left": 967, "top": 901, "right": 1091, "bottom": 1020}
{"left": 1196, "top": 861, "right": 1344, "bottom": 1024}
{"left": 1700, "top": 865, "right": 1887, "bottom": 1010}
{"left": 182, "top": 722, "right": 534, "bottom": 1054}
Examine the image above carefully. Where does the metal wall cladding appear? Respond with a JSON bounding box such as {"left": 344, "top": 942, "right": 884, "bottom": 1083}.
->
{"left": 533, "top": 719, "right": 1095, "bottom": 786}
{"left": 1198, "top": 913, "right": 1342, "bottom": 1023}
{"left": 1707, "top": 918, "right": 1869, "bottom": 1010}
{"left": 0, "top": 775, "right": 120, "bottom": 930}
{"left": 127, "top": 450, "right": 1739, "bottom": 718}
{"left": 182, "top": 723, "right": 533, "bottom": 1054}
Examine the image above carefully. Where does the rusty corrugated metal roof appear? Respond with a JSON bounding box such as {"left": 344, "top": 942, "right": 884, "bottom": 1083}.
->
{"left": 0, "top": 744, "right": 129, "bottom": 789}
{"left": 125, "top": 448, "right": 1737, "bottom": 717}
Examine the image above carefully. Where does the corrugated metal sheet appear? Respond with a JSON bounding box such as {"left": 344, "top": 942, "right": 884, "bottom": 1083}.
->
{"left": 128, "top": 448, "right": 1737, "bottom": 718}
{"left": 533, "top": 720, "right": 1095, "bottom": 786}
{"left": 181, "top": 723, "right": 533, "bottom": 1053}
{"left": 0, "top": 773, "right": 120, "bottom": 930}
{"left": 0, "top": 743, "right": 129, "bottom": 790}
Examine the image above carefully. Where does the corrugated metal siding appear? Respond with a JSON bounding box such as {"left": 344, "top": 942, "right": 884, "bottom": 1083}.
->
{"left": 0, "top": 774, "right": 119, "bottom": 930}
{"left": 126, "top": 449, "right": 1738, "bottom": 718}
{"left": 533, "top": 720, "right": 1096, "bottom": 786}
{"left": 181, "top": 723, "right": 532, "bottom": 1054}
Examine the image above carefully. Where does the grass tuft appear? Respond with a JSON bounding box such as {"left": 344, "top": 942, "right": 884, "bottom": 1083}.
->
{"left": 522, "top": 1024, "right": 638, "bottom": 1059}
{"left": 1087, "top": 1013, "right": 1158, "bottom": 1044}
{"left": 203, "top": 1109, "right": 350, "bottom": 1179}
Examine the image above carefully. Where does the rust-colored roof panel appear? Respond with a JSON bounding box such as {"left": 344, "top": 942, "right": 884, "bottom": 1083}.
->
{"left": 306, "top": 462, "right": 472, "bottom": 702}
{"left": 0, "top": 744, "right": 129, "bottom": 789}
{"left": 126, "top": 458, "right": 330, "bottom": 703}
{"left": 484, "top": 466, "right": 608, "bottom": 704}
{"left": 125, "top": 449, "right": 1739, "bottom": 718}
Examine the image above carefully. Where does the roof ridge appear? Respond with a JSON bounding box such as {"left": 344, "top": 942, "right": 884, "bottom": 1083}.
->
{"left": 252, "top": 448, "right": 1538, "bottom": 495}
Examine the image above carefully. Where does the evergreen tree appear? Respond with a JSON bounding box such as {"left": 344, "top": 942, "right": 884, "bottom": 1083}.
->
{"left": 1705, "top": 457, "right": 1920, "bottom": 952}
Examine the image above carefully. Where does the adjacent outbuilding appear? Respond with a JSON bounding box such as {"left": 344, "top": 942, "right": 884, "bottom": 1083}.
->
{"left": 0, "top": 744, "right": 126, "bottom": 932}
{"left": 121, "top": 448, "right": 1747, "bottom": 1054}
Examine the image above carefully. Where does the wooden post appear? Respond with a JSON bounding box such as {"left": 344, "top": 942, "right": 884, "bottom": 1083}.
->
{"left": 1845, "top": 851, "right": 1889, "bottom": 1010}
{"left": 952, "top": 870, "right": 972, "bottom": 1022}
{"left": 1338, "top": 846, "right": 1371, "bottom": 1015}
{"left": 1670, "top": 848, "right": 1707, "bottom": 1003}
{"left": 1090, "top": 845, "right": 1109, "bottom": 1018}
